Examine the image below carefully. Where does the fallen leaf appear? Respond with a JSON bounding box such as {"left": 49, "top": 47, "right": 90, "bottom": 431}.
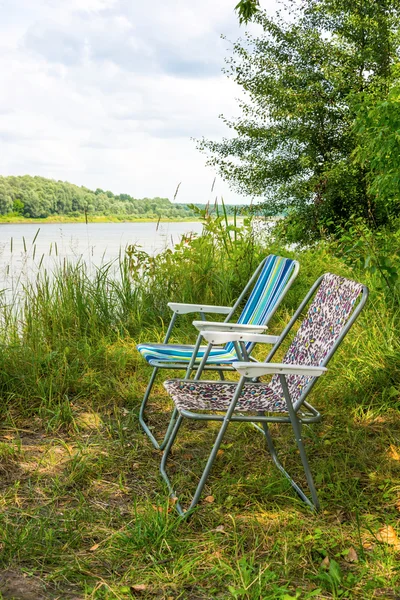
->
{"left": 388, "top": 445, "right": 400, "bottom": 461}
{"left": 204, "top": 495, "right": 215, "bottom": 504}
{"left": 217, "top": 449, "right": 224, "bottom": 458}
{"left": 320, "top": 556, "right": 330, "bottom": 569}
{"left": 89, "top": 543, "right": 100, "bottom": 552}
{"left": 182, "top": 453, "right": 193, "bottom": 460}
{"left": 76, "top": 412, "right": 102, "bottom": 430}
{"left": 131, "top": 584, "right": 147, "bottom": 594}
{"left": 376, "top": 525, "right": 400, "bottom": 550}
{"left": 211, "top": 524, "right": 227, "bottom": 535}
{"left": 346, "top": 547, "right": 358, "bottom": 562}
{"left": 362, "top": 539, "right": 374, "bottom": 551}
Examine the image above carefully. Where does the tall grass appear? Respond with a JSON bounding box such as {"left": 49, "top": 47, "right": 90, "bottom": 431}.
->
{"left": 1, "top": 219, "right": 400, "bottom": 598}
{"left": 1, "top": 220, "right": 399, "bottom": 420}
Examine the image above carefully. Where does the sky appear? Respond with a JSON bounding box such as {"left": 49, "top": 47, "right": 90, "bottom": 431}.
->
{"left": 0, "top": 0, "right": 272, "bottom": 205}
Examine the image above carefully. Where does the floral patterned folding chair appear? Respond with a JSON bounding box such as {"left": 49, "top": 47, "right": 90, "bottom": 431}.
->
{"left": 161, "top": 273, "right": 368, "bottom": 517}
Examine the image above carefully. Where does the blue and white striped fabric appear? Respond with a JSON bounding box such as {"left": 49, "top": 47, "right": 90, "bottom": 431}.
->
{"left": 136, "top": 343, "right": 237, "bottom": 365}
{"left": 225, "top": 254, "right": 295, "bottom": 353}
{"left": 137, "top": 255, "right": 295, "bottom": 366}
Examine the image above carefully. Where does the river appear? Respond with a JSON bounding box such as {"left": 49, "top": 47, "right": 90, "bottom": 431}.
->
{"left": 0, "top": 221, "right": 204, "bottom": 294}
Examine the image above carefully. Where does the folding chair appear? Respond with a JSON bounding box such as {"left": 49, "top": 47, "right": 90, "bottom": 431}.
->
{"left": 161, "top": 273, "right": 369, "bottom": 517}
{"left": 137, "top": 254, "right": 299, "bottom": 449}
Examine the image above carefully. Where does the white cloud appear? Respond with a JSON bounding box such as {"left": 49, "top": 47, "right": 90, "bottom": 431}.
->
{"left": 0, "top": 0, "right": 276, "bottom": 203}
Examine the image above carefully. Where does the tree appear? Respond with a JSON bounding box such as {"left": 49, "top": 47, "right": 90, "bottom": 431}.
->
{"left": 22, "top": 190, "right": 51, "bottom": 218}
{"left": 0, "top": 182, "right": 13, "bottom": 215}
{"left": 353, "top": 70, "right": 400, "bottom": 221}
{"left": 200, "top": 0, "right": 400, "bottom": 241}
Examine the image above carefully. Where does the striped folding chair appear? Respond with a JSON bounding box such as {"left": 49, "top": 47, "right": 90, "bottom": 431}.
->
{"left": 161, "top": 273, "right": 369, "bottom": 517}
{"left": 137, "top": 254, "right": 300, "bottom": 449}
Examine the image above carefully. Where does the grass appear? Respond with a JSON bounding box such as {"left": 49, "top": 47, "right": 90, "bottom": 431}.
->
{"left": 0, "top": 233, "right": 400, "bottom": 599}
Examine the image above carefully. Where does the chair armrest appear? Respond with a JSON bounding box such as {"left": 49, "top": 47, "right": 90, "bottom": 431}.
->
{"left": 201, "top": 331, "right": 279, "bottom": 345}
{"left": 232, "top": 361, "right": 327, "bottom": 377}
{"left": 192, "top": 321, "right": 267, "bottom": 333}
{"left": 167, "top": 302, "right": 232, "bottom": 315}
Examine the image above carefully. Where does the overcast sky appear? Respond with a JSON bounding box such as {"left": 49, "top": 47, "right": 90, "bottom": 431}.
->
{"left": 0, "top": 0, "right": 272, "bottom": 204}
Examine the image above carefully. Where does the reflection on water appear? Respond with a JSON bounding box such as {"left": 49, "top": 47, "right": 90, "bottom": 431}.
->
{"left": 0, "top": 221, "right": 203, "bottom": 297}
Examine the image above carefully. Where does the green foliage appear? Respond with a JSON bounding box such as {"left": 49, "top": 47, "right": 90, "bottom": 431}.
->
{"left": 126, "top": 206, "right": 262, "bottom": 325}
{"left": 332, "top": 217, "right": 400, "bottom": 293}
{"left": 0, "top": 175, "right": 245, "bottom": 221}
{"left": 200, "top": 0, "right": 400, "bottom": 241}
{"left": 353, "top": 73, "right": 400, "bottom": 220}
{"left": 0, "top": 175, "right": 195, "bottom": 220}
{"left": 235, "top": 0, "right": 260, "bottom": 25}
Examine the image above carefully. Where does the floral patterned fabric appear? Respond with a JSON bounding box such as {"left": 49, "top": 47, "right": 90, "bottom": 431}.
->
{"left": 164, "top": 273, "right": 363, "bottom": 413}
{"left": 164, "top": 380, "right": 287, "bottom": 413}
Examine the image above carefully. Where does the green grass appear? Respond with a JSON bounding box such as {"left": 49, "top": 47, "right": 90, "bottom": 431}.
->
{"left": 0, "top": 234, "right": 400, "bottom": 599}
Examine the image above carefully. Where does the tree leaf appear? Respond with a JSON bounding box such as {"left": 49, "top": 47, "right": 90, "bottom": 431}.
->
{"left": 376, "top": 525, "right": 400, "bottom": 549}
{"left": 89, "top": 543, "right": 100, "bottom": 552}
{"left": 346, "top": 547, "right": 358, "bottom": 562}
{"left": 320, "top": 556, "right": 330, "bottom": 569}
{"left": 388, "top": 445, "right": 400, "bottom": 461}
{"left": 131, "top": 584, "right": 147, "bottom": 594}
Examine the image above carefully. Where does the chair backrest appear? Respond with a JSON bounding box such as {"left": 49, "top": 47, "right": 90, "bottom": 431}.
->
{"left": 225, "top": 254, "right": 299, "bottom": 353}
{"left": 269, "top": 273, "right": 368, "bottom": 405}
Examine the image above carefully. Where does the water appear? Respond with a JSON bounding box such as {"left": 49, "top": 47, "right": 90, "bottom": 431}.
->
{"left": 0, "top": 221, "right": 204, "bottom": 295}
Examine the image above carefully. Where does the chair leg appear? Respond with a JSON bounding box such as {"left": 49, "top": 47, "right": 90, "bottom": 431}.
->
{"left": 159, "top": 385, "right": 246, "bottom": 518}
{"left": 139, "top": 367, "right": 160, "bottom": 448}
{"left": 277, "top": 374, "right": 320, "bottom": 510}
{"left": 139, "top": 367, "right": 178, "bottom": 451}
{"left": 160, "top": 413, "right": 234, "bottom": 518}
{"left": 160, "top": 414, "right": 186, "bottom": 515}
{"left": 289, "top": 415, "right": 320, "bottom": 510}
{"left": 260, "top": 421, "right": 318, "bottom": 510}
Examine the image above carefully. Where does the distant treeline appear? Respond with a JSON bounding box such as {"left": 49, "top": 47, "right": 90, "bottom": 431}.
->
{"left": 0, "top": 175, "right": 246, "bottom": 220}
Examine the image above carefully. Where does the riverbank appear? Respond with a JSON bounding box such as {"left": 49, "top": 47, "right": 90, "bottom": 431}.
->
{"left": 0, "top": 214, "right": 201, "bottom": 225}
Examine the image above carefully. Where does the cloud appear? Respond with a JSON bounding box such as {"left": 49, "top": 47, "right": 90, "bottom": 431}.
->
{"left": 0, "top": 0, "right": 274, "bottom": 203}
{"left": 24, "top": 21, "right": 86, "bottom": 66}
{"left": 22, "top": 0, "right": 240, "bottom": 77}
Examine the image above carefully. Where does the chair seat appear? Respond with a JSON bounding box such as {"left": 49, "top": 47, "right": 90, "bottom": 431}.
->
{"left": 137, "top": 343, "right": 238, "bottom": 366}
{"left": 164, "top": 379, "right": 287, "bottom": 413}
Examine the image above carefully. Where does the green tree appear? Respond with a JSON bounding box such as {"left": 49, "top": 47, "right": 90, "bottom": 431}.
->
{"left": 0, "top": 182, "right": 13, "bottom": 215}
{"left": 200, "top": 0, "right": 400, "bottom": 241}
{"left": 12, "top": 199, "right": 24, "bottom": 215}
{"left": 353, "top": 70, "right": 400, "bottom": 222}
